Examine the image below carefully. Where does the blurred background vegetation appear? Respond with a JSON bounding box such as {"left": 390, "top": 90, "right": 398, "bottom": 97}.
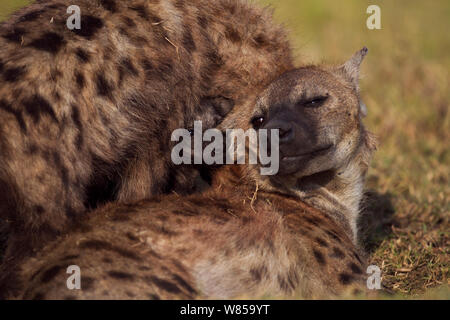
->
{"left": 1, "top": 0, "right": 448, "bottom": 298}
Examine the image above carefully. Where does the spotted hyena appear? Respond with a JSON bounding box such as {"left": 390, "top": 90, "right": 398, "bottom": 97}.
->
{"left": 0, "top": 0, "right": 293, "bottom": 265}
{"left": 6, "top": 48, "right": 377, "bottom": 299}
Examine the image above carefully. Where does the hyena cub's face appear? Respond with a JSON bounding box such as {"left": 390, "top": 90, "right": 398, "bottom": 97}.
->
{"left": 249, "top": 48, "right": 369, "bottom": 181}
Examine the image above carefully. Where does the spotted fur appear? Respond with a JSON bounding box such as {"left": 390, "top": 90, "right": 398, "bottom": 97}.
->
{"left": 0, "top": 0, "right": 293, "bottom": 275}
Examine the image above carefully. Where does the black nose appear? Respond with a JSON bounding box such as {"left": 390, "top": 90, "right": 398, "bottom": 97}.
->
{"left": 263, "top": 119, "right": 293, "bottom": 143}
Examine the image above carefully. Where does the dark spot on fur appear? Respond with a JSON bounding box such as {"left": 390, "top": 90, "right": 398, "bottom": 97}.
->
{"left": 304, "top": 216, "right": 321, "bottom": 227}
{"left": 108, "top": 271, "right": 135, "bottom": 281}
{"left": 197, "top": 15, "right": 208, "bottom": 28}
{"left": 125, "top": 232, "right": 139, "bottom": 242}
{"left": 75, "top": 72, "right": 85, "bottom": 89}
{"left": 75, "top": 48, "right": 90, "bottom": 63}
{"left": 182, "top": 28, "right": 196, "bottom": 52}
{"left": 252, "top": 34, "right": 268, "bottom": 48}
{"left": 174, "top": 0, "right": 184, "bottom": 9}
{"left": 147, "top": 293, "right": 160, "bottom": 300}
{"left": 2, "top": 65, "right": 26, "bottom": 82}
{"left": 28, "top": 32, "right": 65, "bottom": 54}
{"left": 40, "top": 265, "right": 63, "bottom": 283}
{"left": 349, "top": 262, "right": 363, "bottom": 274}
{"left": 118, "top": 57, "right": 138, "bottom": 84}
{"left": 53, "top": 90, "right": 61, "bottom": 101}
{"left": 50, "top": 68, "right": 62, "bottom": 80}
{"left": 313, "top": 249, "right": 326, "bottom": 265}
{"left": 82, "top": 276, "right": 96, "bottom": 290}
{"left": 129, "top": 5, "right": 149, "bottom": 20}
{"left": 141, "top": 58, "right": 153, "bottom": 73}
{"left": 172, "top": 209, "right": 197, "bottom": 217}
{"left": 32, "top": 292, "right": 46, "bottom": 300}
{"left": 339, "top": 273, "right": 353, "bottom": 285}
{"left": 95, "top": 74, "right": 114, "bottom": 99}
{"left": 242, "top": 215, "right": 255, "bottom": 224}
{"left": 34, "top": 205, "right": 45, "bottom": 215}
{"left": 213, "top": 199, "right": 233, "bottom": 212}
{"left": 148, "top": 16, "right": 168, "bottom": 43}
{"left": 65, "top": 205, "right": 78, "bottom": 219}
{"left": 2, "top": 27, "right": 26, "bottom": 43}
{"left": 47, "top": 4, "right": 65, "bottom": 9}
{"left": 315, "top": 237, "right": 329, "bottom": 248}
{"left": 353, "top": 288, "right": 363, "bottom": 295}
{"left": 139, "top": 265, "right": 151, "bottom": 271}
{"left": 20, "top": 9, "right": 44, "bottom": 22}
{"left": 278, "top": 274, "right": 294, "bottom": 292}
{"left": 172, "top": 274, "right": 197, "bottom": 295}
{"left": 156, "top": 214, "right": 168, "bottom": 222}
{"left": 61, "top": 254, "right": 79, "bottom": 261}
{"left": 71, "top": 106, "right": 82, "bottom": 130}
{"left": 79, "top": 240, "right": 142, "bottom": 262}
{"left": 330, "top": 247, "right": 345, "bottom": 259}
{"left": 122, "top": 16, "right": 136, "bottom": 28}
{"left": 118, "top": 27, "right": 130, "bottom": 38}
{"left": 126, "top": 291, "right": 135, "bottom": 298}
{"left": 102, "top": 257, "right": 113, "bottom": 264}
{"left": 325, "top": 229, "right": 342, "bottom": 244}
{"left": 22, "top": 94, "right": 58, "bottom": 124}
{"left": 132, "top": 35, "right": 148, "bottom": 46}
{"left": 64, "top": 295, "right": 76, "bottom": 300}
{"left": 147, "top": 276, "right": 181, "bottom": 294}
{"left": 84, "top": 154, "right": 125, "bottom": 209}
{"left": 100, "top": 0, "right": 117, "bottom": 12}
{"left": 250, "top": 267, "right": 262, "bottom": 282}
{"left": 225, "top": 25, "right": 241, "bottom": 42}
{"left": 111, "top": 214, "right": 131, "bottom": 222}
{"left": 352, "top": 251, "right": 363, "bottom": 264}
{"left": 156, "top": 58, "right": 173, "bottom": 75}
{"left": 52, "top": 152, "right": 69, "bottom": 186}
{"left": 0, "top": 99, "right": 27, "bottom": 132}
{"left": 72, "top": 16, "right": 104, "bottom": 39}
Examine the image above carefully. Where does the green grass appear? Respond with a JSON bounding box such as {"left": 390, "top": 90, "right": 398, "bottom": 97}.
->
{"left": 1, "top": 0, "right": 448, "bottom": 299}
{"left": 0, "top": 0, "right": 29, "bottom": 21}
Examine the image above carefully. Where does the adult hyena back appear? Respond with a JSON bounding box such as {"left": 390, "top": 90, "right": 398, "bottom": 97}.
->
{"left": 0, "top": 0, "right": 293, "bottom": 256}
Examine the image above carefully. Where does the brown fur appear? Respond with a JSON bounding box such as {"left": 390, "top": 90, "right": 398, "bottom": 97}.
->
{"left": 0, "top": 0, "right": 293, "bottom": 267}
{"left": 6, "top": 50, "right": 377, "bottom": 299}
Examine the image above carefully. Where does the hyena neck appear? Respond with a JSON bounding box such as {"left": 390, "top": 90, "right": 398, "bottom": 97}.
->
{"left": 294, "top": 129, "right": 376, "bottom": 243}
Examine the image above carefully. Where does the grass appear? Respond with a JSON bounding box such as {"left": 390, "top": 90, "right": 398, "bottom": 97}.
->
{"left": 1, "top": 0, "right": 448, "bottom": 299}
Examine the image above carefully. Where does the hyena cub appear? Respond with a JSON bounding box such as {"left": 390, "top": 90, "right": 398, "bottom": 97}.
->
{"left": 8, "top": 48, "right": 376, "bottom": 299}
{"left": 0, "top": 0, "right": 292, "bottom": 261}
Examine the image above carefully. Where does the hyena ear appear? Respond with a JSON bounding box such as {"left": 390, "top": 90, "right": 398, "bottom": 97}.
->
{"left": 335, "top": 47, "right": 368, "bottom": 90}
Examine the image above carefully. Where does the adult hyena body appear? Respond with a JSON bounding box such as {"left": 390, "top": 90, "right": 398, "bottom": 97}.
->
{"left": 0, "top": 0, "right": 292, "bottom": 259}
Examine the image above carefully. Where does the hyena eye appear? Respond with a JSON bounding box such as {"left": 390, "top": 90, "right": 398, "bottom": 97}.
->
{"left": 303, "top": 96, "right": 328, "bottom": 107}
{"left": 251, "top": 116, "right": 265, "bottom": 129}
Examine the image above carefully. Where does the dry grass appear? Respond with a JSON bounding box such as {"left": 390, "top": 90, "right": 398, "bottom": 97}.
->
{"left": 1, "top": 0, "right": 448, "bottom": 299}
